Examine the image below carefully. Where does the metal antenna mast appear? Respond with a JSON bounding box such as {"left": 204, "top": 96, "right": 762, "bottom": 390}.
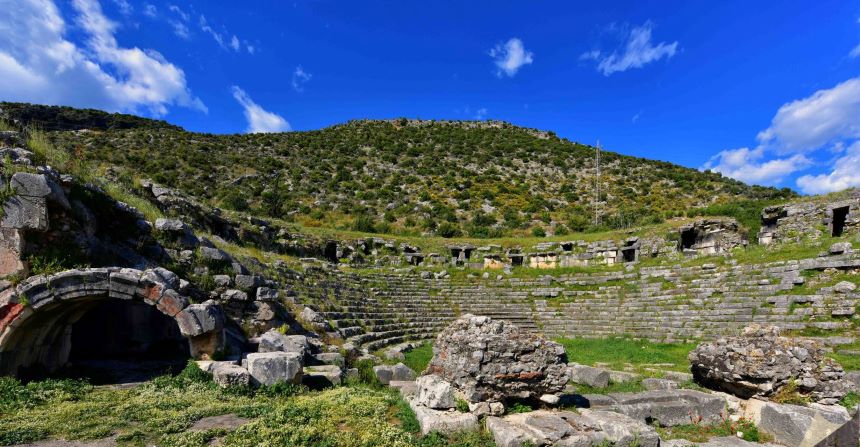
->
{"left": 594, "top": 140, "right": 601, "bottom": 225}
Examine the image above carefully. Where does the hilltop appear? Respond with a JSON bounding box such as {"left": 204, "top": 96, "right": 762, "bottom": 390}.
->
{"left": 3, "top": 102, "right": 794, "bottom": 239}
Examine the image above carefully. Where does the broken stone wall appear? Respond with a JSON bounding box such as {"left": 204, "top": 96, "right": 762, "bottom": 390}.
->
{"left": 760, "top": 194, "right": 860, "bottom": 245}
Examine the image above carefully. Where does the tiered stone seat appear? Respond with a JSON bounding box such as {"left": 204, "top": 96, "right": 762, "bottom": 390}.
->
{"left": 283, "top": 254, "right": 860, "bottom": 350}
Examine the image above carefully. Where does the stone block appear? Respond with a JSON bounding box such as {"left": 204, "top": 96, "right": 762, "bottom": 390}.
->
{"left": 155, "top": 289, "right": 189, "bottom": 317}
{"left": 212, "top": 363, "right": 251, "bottom": 388}
{"left": 606, "top": 389, "right": 725, "bottom": 427}
{"left": 303, "top": 365, "right": 342, "bottom": 388}
{"left": 416, "top": 374, "right": 455, "bottom": 409}
{"left": 11, "top": 173, "right": 51, "bottom": 197}
{"left": 258, "top": 330, "right": 308, "bottom": 357}
{"left": 642, "top": 378, "right": 679, "bottom": 391}
{"left": 109, "top": 269, "right": 142, "bottom": 300}
{"left": 256, "top": 287, "right": 279, "bottom": 301}
{"left": 409, "top": 398, "right": 478, "bottom": 435}
{"left": 246, "top": 352, "right": 303, "bottom": 386}
{"left": 570, "top": 363, "right": 610, "bottom": 388}
{"left": 759, "top": 402, "right": 850, "bottom": 447}
{"left": 1, "top": 196, "right": 47, "bottom": 230}
{"left": 312, "top": 352, "right": 344, "bottom": 366}
{"left": 234, "top": 275, "right": 262, "bottom": 291}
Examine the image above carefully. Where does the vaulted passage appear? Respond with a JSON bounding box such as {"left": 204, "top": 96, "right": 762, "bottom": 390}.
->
{"left": 3, "top": 298, "right": 191, "bottom": 383}
{"left": 65, "top": 300, "right": 190, "bottom": 383}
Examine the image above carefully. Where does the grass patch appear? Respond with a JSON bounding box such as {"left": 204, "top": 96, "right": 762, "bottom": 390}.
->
{"left": 573, "top": 380, "right": 646, "bottom": 395}
{"left": 0, "top": 362, "right": 443, "bottom": 447}
{"left": 557, "top": 337, "right": 696, "bottom": 373}
{"left": 831, "top": 349, "right": 860, "bottom": 371}
{"left": 657, "top": 417, "right": 771, "bottom": 443}
{"left": 403, "top": 343, "right": 434, "bottom": 373}
{"left": 839, "top": 392, "right": 860, "bottom": 410}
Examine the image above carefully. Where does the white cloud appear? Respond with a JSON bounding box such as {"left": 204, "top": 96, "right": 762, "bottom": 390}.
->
{"left": 757, "top": 77, "right": 860, "bottom": 153}
{"left": 851, "top": 43, "right": 860, "bottom": 59}
{"left": 797, "top": 142, "right": 860, "bottom": 194}
{"left": 143, "top": 4, "right": 157, "bottom": 18}
{"left": 474, "top": 108, "right": 488, "bottom": 120}
{"left": 703, "top": 147, "right": 811, "bottom": 185}
{"left": 166, "top": 4, "right": 190, "bottom": 39}
{"left": 0, "top": 0, "right": 204, "bottom": 117}
{"left": 582, "top": 21, "right": 678, "bottom": 76}
{"left": 167, "top": 4, "right": 189, "bottom": 22}
{"left": 231, "top": 86, "right": 290, "bottom": 133}
{"left": 489, "top": 38, "right": 533, "bottom": 77}
{"left": 111, "top": 0, "right": 132, "bottom": 16}
{"left": 291, "top": 66, "right": 311, "bottom": 92}
{"left": 199, "top": 14, "right": 250, "bottom": 53}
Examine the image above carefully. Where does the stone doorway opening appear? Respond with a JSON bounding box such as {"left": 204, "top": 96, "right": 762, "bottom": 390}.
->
{"left": 832, "top": 206, "right": 849, "bottom": 237}
{"left": 680, "top": 227, "right": 697, "bottom": 251}
{"left": 65, "top": 300, "right": 190, "bottom": 384}
{"left": 621, "top": 247, "right": 637, "bottom": 263}
{"left": 324, "top": 241, "right": 339, "bottom": 263}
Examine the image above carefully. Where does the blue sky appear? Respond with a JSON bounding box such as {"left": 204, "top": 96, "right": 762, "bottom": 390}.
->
{"left": 2, "top": 1, "right": 860, "bottom": 194}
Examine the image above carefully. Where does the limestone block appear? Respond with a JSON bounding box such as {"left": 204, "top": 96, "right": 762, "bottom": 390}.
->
{"left": 213, "top": 274, "right": 232, "bottom": 288}
{"left": 212, "top": 363, "right": 251, "bottom": 388}
{"left": 221, "top": 289, "right": 248, "bottom": 302}
{"left": 1, "top": 196, "right": 47, "bottom": 230}
{"left": 255, "top": 287, "right": 279, "bottom": 301}
{"left": 155, "top": 289, "right": 189, "bottom": 317}
{"left": 416, "top": 374, "right": 455, "bottom": 409}
{"left": 234, "top": 274, "right": 262, "bottom": 291}
{"left": 258, "top": 330, "right": 308, "bottom": 357}
{"left": 605, "top": 389, "right": 725, "bottom": 427}
{"left": 642, "top": 378, "right": 679, "bottom": 391}
{"left": 570, "top": 363, "right": 610, "bottom": 388}
{"left": 109, "top": 268, "right": 142, "bottom": 300}
{"left": 10, "top": 173, "right": 51, "bottom": 197}
{"left": 759, "top": 402, "right": 850, "bottom": 447}
{"left": 409, "top": 398, "right": 478, "bottom": 435}
{"left": 246, "top": 352, "right": 303, "bottom": 386}
{"left": 303, "top": 365, "right": 342, "bottom": 388}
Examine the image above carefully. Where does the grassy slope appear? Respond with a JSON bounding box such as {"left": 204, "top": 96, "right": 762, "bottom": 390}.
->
{"left": 32, "top": 105, "right": 793, "bottom": 239}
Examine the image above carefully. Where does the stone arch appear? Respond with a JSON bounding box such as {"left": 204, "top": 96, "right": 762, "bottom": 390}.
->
{"left": 0, "top": 267, "right": 225, "bottom": 377}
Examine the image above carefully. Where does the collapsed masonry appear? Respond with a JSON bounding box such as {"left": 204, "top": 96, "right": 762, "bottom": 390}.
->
{"left": 760, "top": 193, "right": 860, "bottom": 245}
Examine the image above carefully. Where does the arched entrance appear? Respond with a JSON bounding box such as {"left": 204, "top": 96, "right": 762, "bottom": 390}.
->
{"left": 0, "top": 268, "right": 225, "bottom": 380}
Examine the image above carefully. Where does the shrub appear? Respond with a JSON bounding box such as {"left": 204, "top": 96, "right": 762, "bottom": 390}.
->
{"left": 352, "top": 215, "right": 377, "bottom": 233}
{"left": 436, "top": 222, "right": 462, "bottom": 238}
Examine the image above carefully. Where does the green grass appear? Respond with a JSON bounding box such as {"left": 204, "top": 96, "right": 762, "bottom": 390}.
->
{"left": 839, "top": 392, "right": 860, "bottom": 410}
{"left": 0, "top": 362, "right": 489, "bottom": 447}
{"left": 403, "top": 343, "right": 434, "bottom": 374}
{"left": 557, "top": 337, "right": 696, "bottom": 373}
{"left": 657, "top": 418, "right": 771, "bottom": 443}
{"left": 573, "top": 380, "right": 646, "bottom": 395}
{"left": 830, "top": 351, "right": 860, "bottom": 371}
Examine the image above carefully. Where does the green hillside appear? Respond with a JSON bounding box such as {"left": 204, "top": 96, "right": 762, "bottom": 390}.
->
{"left": 5, "top": 103, "right": 794, "bottom": 238}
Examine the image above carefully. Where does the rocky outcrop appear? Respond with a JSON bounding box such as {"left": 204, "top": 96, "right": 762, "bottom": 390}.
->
{"left": 425, "top": 314, "right": 570, "bottom": 404}
{"left": 689, "top": 325, "right": 850, "bottom": 405}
